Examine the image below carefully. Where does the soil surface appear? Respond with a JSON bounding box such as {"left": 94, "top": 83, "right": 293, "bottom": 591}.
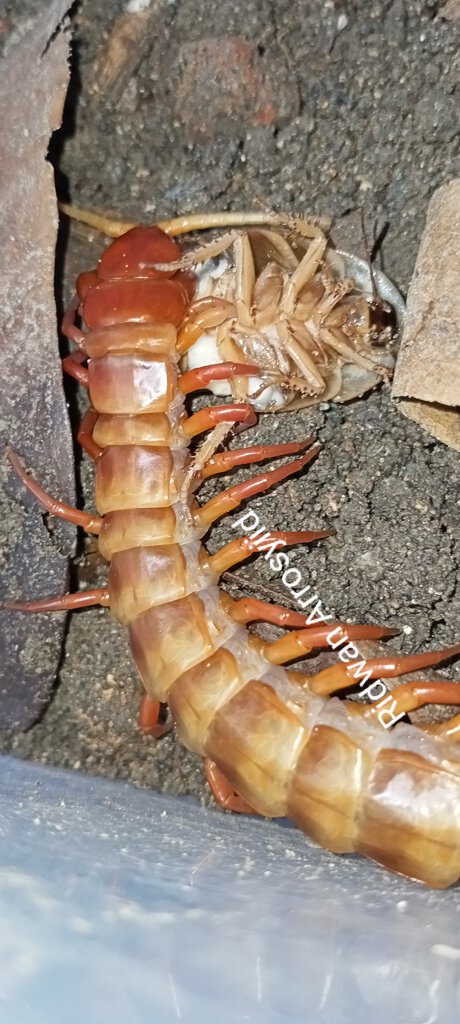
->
{"left": 0, "top": 0, "right": 459, "bottom": 806}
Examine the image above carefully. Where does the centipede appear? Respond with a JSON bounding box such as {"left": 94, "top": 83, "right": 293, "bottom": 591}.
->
{"left": 5, "top": 209, "right": 460, "bottom": 889}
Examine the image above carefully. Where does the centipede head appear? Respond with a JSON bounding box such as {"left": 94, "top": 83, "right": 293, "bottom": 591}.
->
{"left": 76, "top": 226, "right": 197, "bottom": 331}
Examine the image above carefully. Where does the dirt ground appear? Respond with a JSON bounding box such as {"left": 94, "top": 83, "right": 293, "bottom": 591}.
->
{"left": 0, "top": 0, "right": 459, "bottom": 806}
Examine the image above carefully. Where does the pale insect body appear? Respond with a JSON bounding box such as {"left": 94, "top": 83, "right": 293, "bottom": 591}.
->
{"left": 177, "top": 219, "right": 403, "bottom": 412}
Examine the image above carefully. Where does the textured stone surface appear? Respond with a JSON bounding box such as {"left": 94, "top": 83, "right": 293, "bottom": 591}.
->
{"left": 0, "top": 4, "right": 75, "bottom": 728}
{"left": 392, "top": 179, "right": 460, "bottom": 449}
{"left": 393, "top": 183, "right": 460, "bottom": 389}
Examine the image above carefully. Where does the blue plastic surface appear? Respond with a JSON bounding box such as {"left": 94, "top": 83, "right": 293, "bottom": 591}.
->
{"left": 0, "top": 755, "right": 459, "bottom": 1023}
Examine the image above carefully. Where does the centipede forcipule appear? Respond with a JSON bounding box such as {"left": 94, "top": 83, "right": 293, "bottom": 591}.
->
{"left": 5, "top": 217, "right": 460, "bottom": 889}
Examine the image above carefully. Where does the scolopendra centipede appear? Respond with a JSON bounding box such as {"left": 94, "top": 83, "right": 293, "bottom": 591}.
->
{"left": 5, "top": 211, "right": 460, "bottom": 889}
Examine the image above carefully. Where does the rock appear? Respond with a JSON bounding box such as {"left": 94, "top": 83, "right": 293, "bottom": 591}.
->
{"left": 175, "top": 36, "right": 298, "bottom": 143}
{"left": 392, "top": 179, "right": 460, "bottom": 450}
{"left": 0, "top": 4, "right": 75, "bottom": 728}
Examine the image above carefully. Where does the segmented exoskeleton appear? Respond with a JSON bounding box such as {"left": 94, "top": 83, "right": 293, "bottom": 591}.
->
{"left": 7, "top": 215, "right": 460, "bottom": 889}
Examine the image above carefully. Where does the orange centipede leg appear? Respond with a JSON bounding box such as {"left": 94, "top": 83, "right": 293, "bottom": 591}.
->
{"left": 179, "top": 362, "right": 260, "bottom": 394}
{"left": 423, "top": 713, "right": 460, "bottom": 742}
{"left": 309, "top": 643, "right": 460, "bottom": 695}
{"left": 222, "top": 594, "right": 398, "bottom": 639}
{"left": 5, "top": 448, "right": 102, "bottom": 533}
{"left": 201, "top": 439, "right": 315, "bottom": 479}
{"left": 204, "top": 758, "right": 257, "bottom": 814}
{"left": 3, "top": 589, "right": 110, "bottom": 613}
{"left": 196, "top": 446, "right": 320, "bottom": 527}
{"left": 77, "top": 408, "right": 103, "bottom": 461}
{"left": 263, "top": 623, "right": 400, "bottom": 665}
{"left": 208, "top": 530, "right": 333, "bottom": 574}
{"left": 182, "top": 403, "right": 257, "bottom": 438}
{"left": 287, "top": 669, "right": 359, "bottom": 697}
{"left": 61, "top": 293, "right": 84, "bottom": 346}
{"left": 364, "top": 680, "right": 460, "bottom": 719}
{"left": 138, "top": 693, "right": 173, "bottom": 738}
{"left": 62, "top": 350, "right": 89, "bottom": 387}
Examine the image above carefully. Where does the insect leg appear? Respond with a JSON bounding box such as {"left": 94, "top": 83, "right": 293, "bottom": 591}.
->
{"left": 3, "top": 589, "right": 109, "bottom": 612}
{"left": 222, "top": 594, "right": 397, "bottom": 638}
{"left": 204, "top": 758, "right": 257, "bottom": 814}
{"left": 422, "top": 714, "right": 460, "bottom": 742}
{"left": 201, "top": 438, "right": 315, "bottom": 478}
{"left": 77, "top": 409, "right": 103, "bottom": 461}
{"left": 62, "top": 350, "right": 89, "bottom": 386}
{"left": 196, "top": 446, "right": 320, "bottom": 527}
{"left": 138, "top": 693, "right": 173, "bottom": 738}
{"left": 308, "top": 644, "right": 460, "bottom": 695}
{"left": 6, "top": 448, "right": 102, "bottom": 533}
{"left": 208, "top": 530, "right": 332, "bottom": 574}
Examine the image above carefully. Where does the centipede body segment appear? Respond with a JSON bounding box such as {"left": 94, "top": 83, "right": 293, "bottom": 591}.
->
{"left": 7, "top": 217, "right": 460, "bottom": 889}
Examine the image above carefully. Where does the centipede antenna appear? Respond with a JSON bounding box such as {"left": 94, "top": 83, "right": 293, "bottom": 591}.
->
{"left": 196, "top": 446, "right": 321, "bottom": 526}
{"left": 370, "top": 219, "right": 390, "bottom": 264}
{"left": 252, "top": 197, "right": 332, "bottom": 236}
{"left": 59, "top": 202, "right": 330, "bottom": 240}
{"left": 359, "top": 207, "right": 379, "bottom": 303}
